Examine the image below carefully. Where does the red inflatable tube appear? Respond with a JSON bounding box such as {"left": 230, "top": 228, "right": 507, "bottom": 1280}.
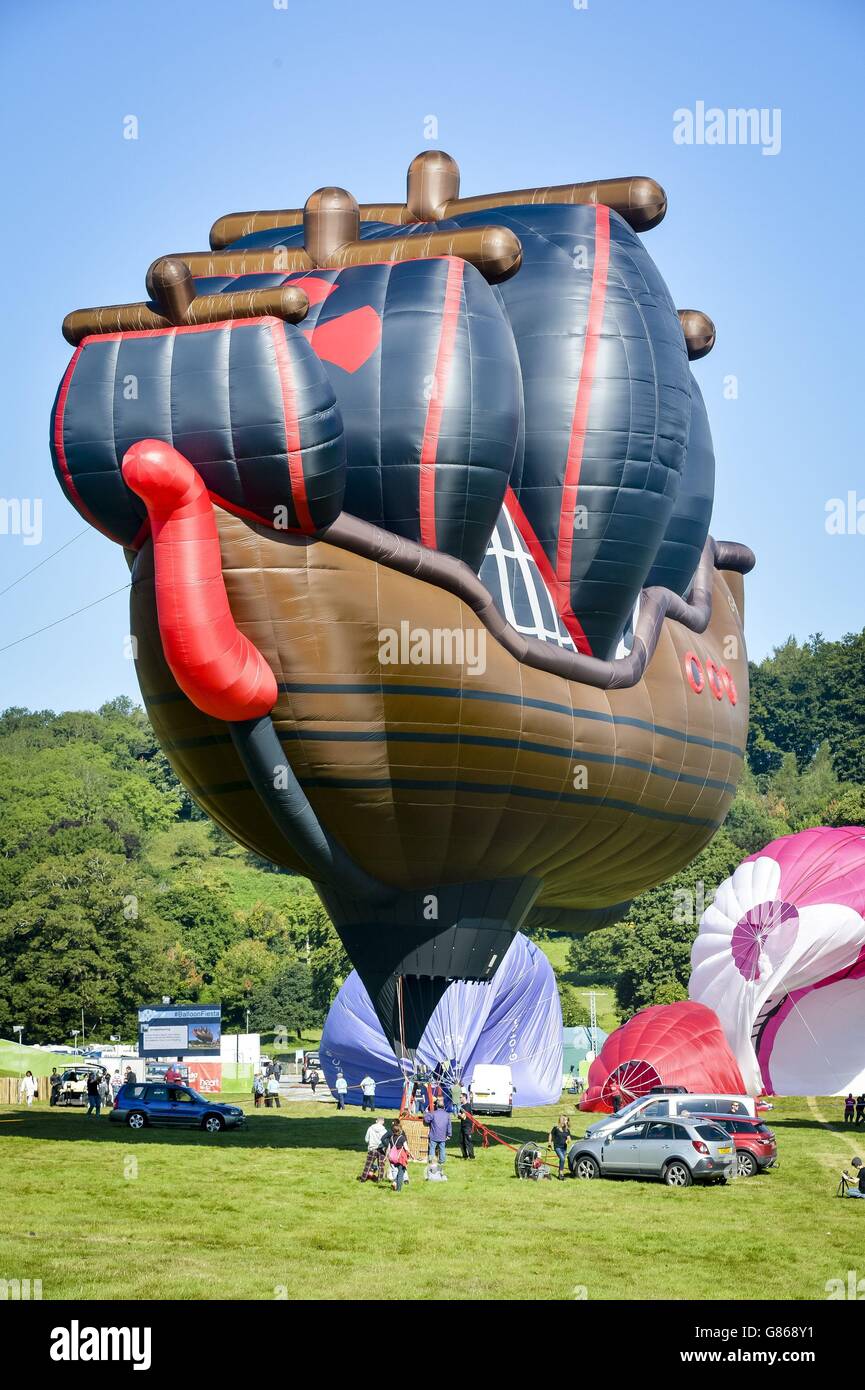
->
{"left": 122, "top": 439, "right": 278, "bottom": 721}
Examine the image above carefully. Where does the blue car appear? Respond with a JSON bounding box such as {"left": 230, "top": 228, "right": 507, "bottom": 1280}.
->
{"left": 109, "top": 1082, "right": 245, "bottom": 1133}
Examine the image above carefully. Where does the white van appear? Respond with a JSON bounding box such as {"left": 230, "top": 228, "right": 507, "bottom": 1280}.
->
{"left": 468, "top": 1064, "right": 515, "bottom": 1116}
{"left": 585, "top": 1091, "right": 757, "bottom": 1138}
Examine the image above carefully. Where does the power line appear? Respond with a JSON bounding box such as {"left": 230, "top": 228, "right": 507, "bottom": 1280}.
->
{"left": 0, "top": 527, "right": 90, "bottom": 599}
{"left": 0, "top": 583, "right": 132, "bottom": 654}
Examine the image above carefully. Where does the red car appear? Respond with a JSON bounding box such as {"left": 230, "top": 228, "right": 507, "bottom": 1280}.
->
{"left": 693, "top": 1112, "right": 777, "bottom": 1177}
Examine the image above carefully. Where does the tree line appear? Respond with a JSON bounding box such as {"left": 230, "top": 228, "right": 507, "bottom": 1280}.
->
{"left": 0, "top": 700, "right": 347, "bottom": 1044}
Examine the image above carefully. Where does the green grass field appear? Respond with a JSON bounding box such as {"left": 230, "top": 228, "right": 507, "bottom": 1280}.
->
{"left": 0, "top": 1093, "right": 860, "bottom": 1301}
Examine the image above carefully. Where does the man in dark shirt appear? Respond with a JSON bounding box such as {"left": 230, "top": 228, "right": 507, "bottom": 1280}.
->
{"left": 459, "top": 1103, "right": 475, "bottom": 1159}
{"left": 85, "top": 1073, "right": 101, "bottom": 1117}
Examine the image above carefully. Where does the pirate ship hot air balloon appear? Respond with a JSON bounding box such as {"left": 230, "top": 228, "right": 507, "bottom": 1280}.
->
{"left": 51, "top": 152, "right": 754, "bottom": 1058}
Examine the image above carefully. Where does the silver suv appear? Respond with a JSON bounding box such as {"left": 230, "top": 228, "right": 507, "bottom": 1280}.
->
{"left": 568, "top": 1116, "right": 734, "bottom": 1187}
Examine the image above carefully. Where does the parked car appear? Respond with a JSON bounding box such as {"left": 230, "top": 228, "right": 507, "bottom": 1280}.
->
{"left": 691, "top": 1112, "right": 778, "bottom": 1177}
{"left": 110, "top": 1082, "right": 245, "bottom": 1132}
{"left": 145, "top": 1062, "right": 190, "bottom": 1085}
{"left": 568, "top": 1117, "right": 734, "bottom": 1187}
{"left": 301, "top": 1051, "right": 321, "bottom": 1084}
{"left": 468, "top": 1064, "right": 515, "bottom": 1116}
{"left": 584, "top": 1092, "right": 758, "bottom": 1139}
{"left": 56, "top": 1065, "right": 109, "bottom": 1106}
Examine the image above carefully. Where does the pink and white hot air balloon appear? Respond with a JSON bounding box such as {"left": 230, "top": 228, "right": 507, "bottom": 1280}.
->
{"left": 689, "top": 827, "right": 865, "bottom": 1096}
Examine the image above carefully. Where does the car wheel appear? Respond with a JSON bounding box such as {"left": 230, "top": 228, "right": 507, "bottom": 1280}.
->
{"left": 737, "top": 1151, "right": 758, "bottom": 1178}
{"left": 663, "top": 1160, "right": 693, "bottom": 1188}
{"left": 203, "top": 1114, "right": 225, "bottom": 1133}
{"left": 572, "top": 1154, "right": 600, "bottom": 1180}
{"left": 127, "top": 1111, "right": 146, "bottom": 1130}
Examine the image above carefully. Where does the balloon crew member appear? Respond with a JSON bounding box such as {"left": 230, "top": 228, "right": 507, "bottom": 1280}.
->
{"left": 424, "top": 1096, "right": 452, "bottom": 1167}
{"left": 459, "top": 1102, "right": 476, "bottom": 1160}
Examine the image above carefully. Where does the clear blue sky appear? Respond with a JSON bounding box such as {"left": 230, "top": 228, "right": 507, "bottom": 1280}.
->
{"left": 1, "top": 0, "right": 862, "bottom": 711}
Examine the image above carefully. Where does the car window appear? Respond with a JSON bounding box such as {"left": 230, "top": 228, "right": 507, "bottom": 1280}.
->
{"left": 148, "top": 1085, "right": 168, "bottom": 1101}
{"left": 609, "top": 1099, "right": 642, "bottom": 1123}
{"left": 670, "top": 1125, "right": 693, "bottom": 1140}
{"left": 695, "top": 1123, "right": 728, "bottom": 1142}
{"left": 611, "top": 1124, "right": 645, "bottom": 1141}
{"left": 643, "top": 1100, "right": 670, "bottom": 1117}
{"left": 644, "top": 1122, "right": 676, "bottom": 1139}
{"left": 756, "top": 1123, "right": 773, "bottom": 1136}
{"left": 683, "top": 1098, "right": 716, "bottom": 1114}
{"left": 125, "top": 1084, "right": 147, "bottom": 1099}
{"left": 169, "top": 1088, "right": 195, "bottom": 1103}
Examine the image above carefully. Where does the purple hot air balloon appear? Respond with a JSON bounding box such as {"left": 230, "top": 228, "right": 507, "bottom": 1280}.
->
{"left": 690, "top": 826, "right": 865, "bottom": 1096}
{"left": 320, "top": 933, "right": 562, "bottom": 1109}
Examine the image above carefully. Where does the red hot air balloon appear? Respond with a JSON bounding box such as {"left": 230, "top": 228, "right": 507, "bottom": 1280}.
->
{"left": 580, "top": 1001, "right": 746, "bottom": 1113}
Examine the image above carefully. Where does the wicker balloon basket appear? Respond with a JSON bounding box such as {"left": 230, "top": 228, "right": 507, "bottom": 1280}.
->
{"left": 400, "top": 1113, "right": 429, "bottom": 1162}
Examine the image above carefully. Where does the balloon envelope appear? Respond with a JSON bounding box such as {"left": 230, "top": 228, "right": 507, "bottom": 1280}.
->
{"left": 320, "top": 932, "right": 562, "bottom": 1108}
{"left": 580, "top": 1000, "right": 746, "bottom": 1111}
{"left": 689, "top": 826, "right": 865, "bottom": 1096}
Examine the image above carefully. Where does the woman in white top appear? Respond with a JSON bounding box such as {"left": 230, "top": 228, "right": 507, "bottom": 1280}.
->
{"left": 19, "top": 1071, "right": 37, "bottom": 1106}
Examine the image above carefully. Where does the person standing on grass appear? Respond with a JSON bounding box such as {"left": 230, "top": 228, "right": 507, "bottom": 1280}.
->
{"left": 360, "top": 1074, "right": 376, "bottom": 1112}
{"left": 424, "top": 1096, "right": 452, "bottom": 1167}
{"left": 308, "top": 1067, "right": 319, "bottom": 1094}
{"left": 19, "top": 1071, "right": 37, "bottom": 1107}
{"left": 49, "top": 1069, "right": 62, "bottom": 1106}
{"left": 110, "top": 1070, "right": 123, "bottom": 1102}
{"left": 388, "top": 1119, "right": 412, "bottom": 1192}
{"left": 253, "top": 1072, "right": 265, "bottom": 1108}
{"left": 335, "top": 1072, "right": 348, "bottom": 1110}
{"left": 857, "top": 1094, "right": 865, "bottom": 1125}
{"left": 845, "top": 1094, "right": 856, "bottom": 1125}
{"left": 358, "top": 1116, "right": 387, "bottom": 1182}
{"left": 165, "top": 1060, "right": 183, "bottom": 1086}
{"left": 266, "top": 1073, "right": 281, "bottom": 1109}
{"left": 608, "top": 1078, "right": 622, "bottom": 1114}
{"left": 458, "top": 1102, "right": 476, "bottom": 1160}
{"left": 549, "top": 1114, "right": 572, "bottom": 1180}
{"left": 85, "top": 1072, "right": 101, "bottom": 1117}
